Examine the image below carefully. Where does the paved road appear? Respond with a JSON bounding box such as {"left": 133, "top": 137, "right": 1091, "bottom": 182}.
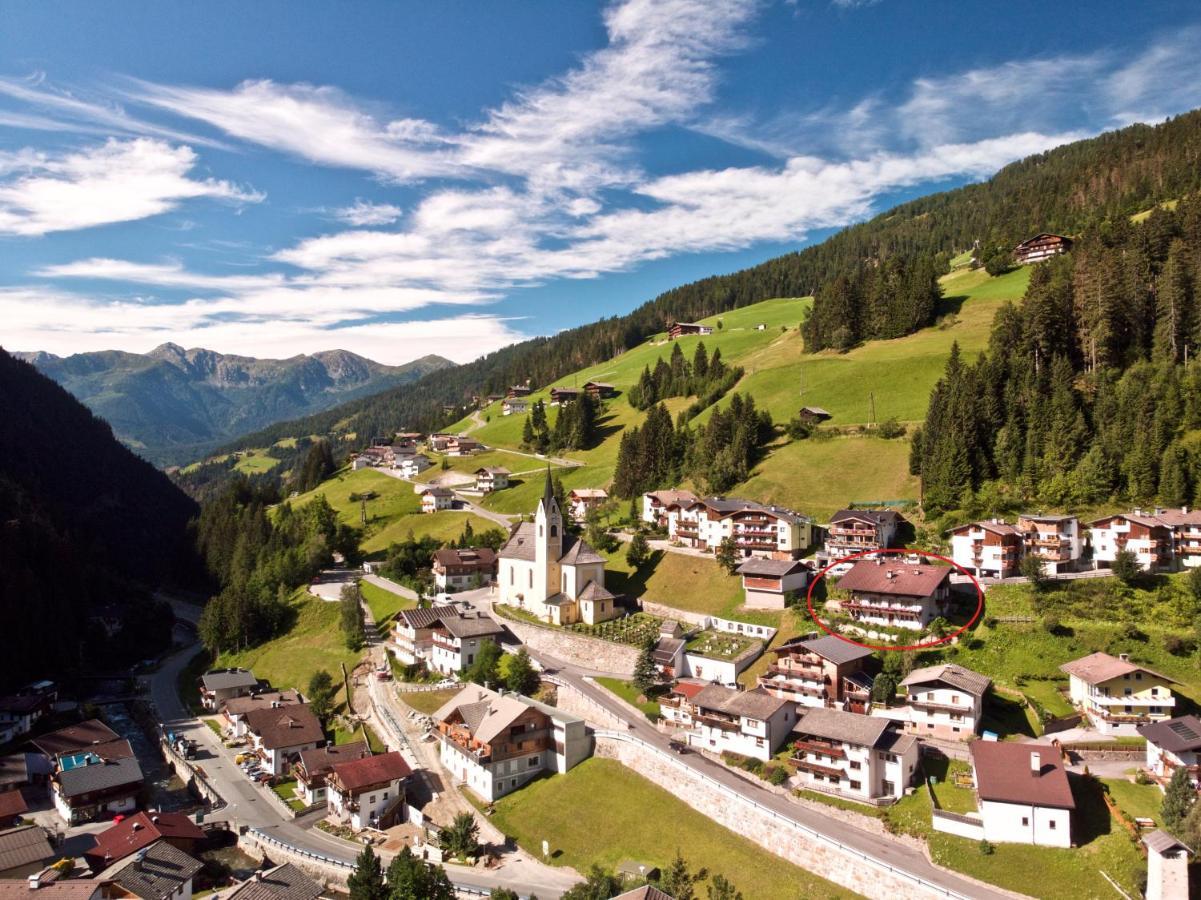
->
{"left": 151, "top": 609, "right": 575, "bottom": 899}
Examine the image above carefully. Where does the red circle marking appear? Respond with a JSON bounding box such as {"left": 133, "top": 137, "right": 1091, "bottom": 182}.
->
{"left": 805, "top": 547, "right": 984, "bottom": 652}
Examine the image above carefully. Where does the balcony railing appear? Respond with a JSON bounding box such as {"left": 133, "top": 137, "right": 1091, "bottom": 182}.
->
{"left": 695, "top": 714, "right": 740, "bottom": 733}
{"left": 792, "top": 758, "right": 845, "bottom": 779}
{"left": 909, "top": 699, "right": 974, "bottom": 715}
{"left": 843, "top": 601, "right": 924, "bottom": 619}
{"left": 765, "top": 664, "right": 827, "bottom": 683}
{"left": 759, "top": 679, "right": 826, "bottom": 700}
{"left": 792, "top": 739, "right": 846, "bottom": 759}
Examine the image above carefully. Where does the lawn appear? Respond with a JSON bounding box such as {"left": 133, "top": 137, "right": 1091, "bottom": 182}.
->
{"left": 601, "top": 548, "right": 745, "bottom": 618}
{"left": 360, "top": 581, "right": 415, "bottom": 628}
{"left": 363, "top": 511, "right": 496, "bottom": 554}
{"left": 927, "top": 775, "right": 1144, "bottom": 899}
{"left": 233, "top": 451, "right": 280, "bottom": 475}
{"left": 333, "top": 721, "right": 386, "bottom": 753}
{"left": 928, "top": 760, "right": 976, "bottom": 814}
{"left": 271, "top": 778, "right": 305, "bottom": 811}
{"left": 685, "top": 629, "right": 758, "bottom": 660}
{"left": 215, "top": 591, "right": 363, "bottom": 695}
{"left": 483, "top": 758, "right": 855, "bottom": 900}
{"left": 399, "top": 687, "right": 464, "bottom": 715}
{"left": 1102, "top": 777, "right": 1164, "bottom": 824}
{"left": 595, "top": 677, "right": 660, "bottom": 721}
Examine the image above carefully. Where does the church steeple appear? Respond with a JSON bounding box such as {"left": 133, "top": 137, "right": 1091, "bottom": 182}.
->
{"left": 541, "top": 465, "right": 555, "bottom": 514}
{"left": 535, "top": 465, "right": 563, "bottom": 567}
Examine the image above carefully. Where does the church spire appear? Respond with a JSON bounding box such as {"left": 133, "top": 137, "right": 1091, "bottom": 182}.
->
{"left": 542, "top": 464, "right": 555, "bottom": 512}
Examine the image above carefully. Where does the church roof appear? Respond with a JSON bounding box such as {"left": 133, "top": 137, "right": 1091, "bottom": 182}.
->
{"left": 559, "top": 535, "right": 605, "bottom": 565}
{"left": 578, "top": 581, "right": 615, "bottom": 602}
{"left": 497, "top": 522, "right": 606, "bottom": 566}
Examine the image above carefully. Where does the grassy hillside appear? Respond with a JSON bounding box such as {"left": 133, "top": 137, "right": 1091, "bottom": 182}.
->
{"left": 454, "top": 266, "right": 1030, "bottom": 521}
{"left": 289, "top": 467, "right": 496, "bottom": 554}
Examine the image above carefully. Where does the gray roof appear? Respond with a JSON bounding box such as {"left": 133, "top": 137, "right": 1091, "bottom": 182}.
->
{"left": 397, "top": 606, "right": 459, "bottom": 629}
{"left": 437, "top": 613, "right": 504, "bottom": 640}
{"left": 56, "top": 756, "right": 143, "bottom": 798}
{"left": 736, "top": 558, "right": 808, "bottom": 578}
{"left": 1137, "top": 716, "right": 1201, "bottom": 754}
{"left": 498, "top": 521, "right": 606, "bottom": 566}
{"left": 224, "top": 864, "right": 323, "bottom": 900}
{"left": 775, "top": 633, "right": 873, "bottom": 666}
{"left": 111, "top": 842, "right": 203, "bottom": 900}
{"left": 652, "top": 637, "right": 685, "bottom": 664}
{"left": 0, "top": 825, "right": 52, "bottom": 874}
{"left": 200, "top": 669, "right": 258, "bottom": 692}
{"left": 692, "top": 685, "right": 788, "bottom": 721}
{"left": 830, "top": 508, "right": 903, "bottom": 527}
{"left": 558, "top": 535, "right": 605, "bottom": 565}
{"left": 1144, "top": 829, "right": 1193, "bottom": 856}
{"left": 902, "top": 663, "right": 991, "bottom": 697}
{"left": 794, "top": 707, "right": 894, "bottom": 749}
{"left": 701, "top": 497, "right": 809, "bottom": 525}
{"left": 577, "top": 581, "right": 615, "bottom": 602}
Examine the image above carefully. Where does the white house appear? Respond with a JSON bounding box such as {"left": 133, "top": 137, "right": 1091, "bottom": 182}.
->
{"left": 834, "top": 559, "right": 952, "bottom": 631}
{"left": 199, "top": 668, "right": 259, "bottom": 711}
{"left": 502, "top": 398, "right": 528, "bottom": 416}
{"left": 475, "top": 467, "right": 511, "bottom": 493}
{"left": 1060, "top": 652, "right": 1177, "bottom": 735}
{"left": 434, "top": 685, "right": 590, "bottom": 801}
{"left": 242, "top": 705, "right": 325, "bottom": 775}
{"left": 642, "top": 490, "right": 699, "bottom": 527}
{"left": 428, "top": 611, "right": 505, "bottom": 676}
{"left": 683, "top": 685, "right": 796, "bottom": 761}
{"left": 432, "top": 547, "right": 497, "bottom": 591}
{"left": 1088, "top": 513, "right": 1173, "bottom": 572}
{"left": 1017, "top": 513, "right": 1084, "bottom": 574}
{"left": 824, "top": 509, "right": 905, "bottom": 562}
{"left": 789, "top": 706, "right": 918, "bottom": 802}
{"left": 658, "top": 496, "right": 812, "bottom": 560}
{"left": 52, "top": 756, "right": 143, "bottom": 825}
{"left": 567, "top": 488, "right": 609, "bottom": 522}
{"left": 497, "top": 470, "right": 619, "bottom": 625}
{"left": 947, "top": 520, "right": 1022, "bottom": 579}
{"left": 326, "top": 751, "right": 411, "bottom": 831}
{"left": 220, "top": 690, "right": 305, "bottom": 737}
{"left": 398, "top": 454, "right": 431, "bottom": 478}
{"left": 421, "top": 487, "right": 454, "bottom": 513}
{"left": 393, "top": 606, "right": 458, "bottom": 667}
{"left": 900, "top": 664, "right": 991, "bottom": 740}
{"left": 1137, "top": 715, "right": 1201, "bottom": 788}
{"left": 680, "top": 630, "right": 765, "bottom": 686}
{"left": 970, "top": 742, "right": 1074, "bottom": 848}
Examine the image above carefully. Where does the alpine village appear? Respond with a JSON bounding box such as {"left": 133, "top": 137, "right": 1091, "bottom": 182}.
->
{"left": 7, "top": 7, "right": 1201, "bottom": 900}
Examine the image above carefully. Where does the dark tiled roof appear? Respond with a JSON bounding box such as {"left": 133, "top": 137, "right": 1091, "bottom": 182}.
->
{"left": 577, "top": 581, "right": 615, "bottom": 602}
{"left": 793, "top": 707, "right": 893, "bottom": 748}
{"left": 498, "top": 522, "right": 538, "bottom": 561}
{"left": 736, "top": 558, "right": 809, "bottom": 578}
{"left": 0, "top": 881, "right": 103, "bottom": 900}
{"left": 1060, "top": 652, "right": 1176, "bottom": 686}
{"left": 243, "top": 706, "right": 324, "bottom": 750}
{"left": 1137, "top": 716, "right": 1201, "bottom": 753}
{"left": 0, "top": 826, "right": 52, "bottom": 873}
{"left": 199, "top": 669, "right": 259, "bottom": 692}
{"left": 0, "top": 793, "right": 27, "bottom": 822}
{"left": 902, "top": 663, "right": 991, "bottom": 697}
{"left": 437, "top": 613, "right": 504, "bottom": 640}
{"left": 692, "top": 685, "right": 787, "bottom": 721}
{"left": 110, "top": 841, "right": 203, "bottom": 900}
{"left": 652, "top": 637, "right": 685, "bottom": 664}
{"left": 432, "top": 548, "right": 496, "bottom": 569}
{"left": 830, "top": 508, "right": 903, "bottom": 527}
{"left": 296, "top": 741, "right": 370, "bottom": 783}
{"left": 1144, "top": 829, "right": 1193, "bottom": 855}
{"left": 558, "top": 535, "right": 605, "bottom": 565}
{"left": 30, "top": 720, "right": 119, "bottom": 758}
{"left": 56, "top": 756, "right": 143, "bottom": 798}
{"left": 971, "top": 742, "right": 1075, "bottom": 810}
{"left": 221, "top": 691, "right": 304, "bottom": 717}
{"left": 775, "top": 633, "right": 873, "bottom": 666}
{"left": 223, "top": 864, "right": 323, "bottom": 900}
{"left": 396, "top": 606, "right": 459, "bottom": 629}
{"left": 329, "top": 751, "right": 411, "bottom": 793}
{"left": 835, "top": 560, "right": 950, "bottom": 598}
{"left": 612, "top": 888, "right": 676, "bottom": 900}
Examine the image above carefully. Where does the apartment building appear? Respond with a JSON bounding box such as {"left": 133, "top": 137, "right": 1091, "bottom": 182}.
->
{"left": 824, "top": 509, "right": 905, "bottom": 563}
{"left": 432, "top": 547, "right": 497, "bottom": 591}
{"left": 1017, "top": 514, "right": 1083, "bottom": 574}
{"left": 947, "top": 520, "right": 1022, "bottom": 579}
{"left": 433, "top": 686, "right": 589, "bottom": 801}
{"left": 1088, "top": 513, "right": 1173, "bottom": 572}
{"left": 393, "top": 606, "right": 458, "bottom": 667}
{"left": 834, "top": 559, "right": 953, "bottom": 631}
{"left": 1061, "top": 652, "right": 1177, "bottom": 735}
{"left": 757, "top": 633, "right": 874, "bottom": 712}
{"left": 900, "top": 663, "right": 991, "bottom": 740}
{"left": 736, "top": 558, "right": 810, "bottom": 610}
{"left": 658, "top": 496, "right": 812, "bottom": 560}
{"left": 427, "top": 611, "right": 505, "bottom": 676}
{"left": 789, "top": 707, "right": 918, "bottom": 802}
{"left": 681, "top": 685, "right": 797, "bottom": 761}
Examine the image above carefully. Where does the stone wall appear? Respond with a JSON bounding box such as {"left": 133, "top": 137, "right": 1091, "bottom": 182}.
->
{"left": 594, "top": 733, "right": 1019, "bottom": 900}
{"left": 241, "top": 828, "right": 352, "bottom": 887}
{"left": 499, "top": 616, "right": 639, "bottom": 674}
{"left": 551, "top": 678, "right": 628, "bottom": 730}
{"left": 639, "top": 600, "right": 709, "bottom": 627}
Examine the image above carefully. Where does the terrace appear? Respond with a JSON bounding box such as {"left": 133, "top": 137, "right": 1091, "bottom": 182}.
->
{"left": 685, "top": 630, "right": 758, "bottom": 660}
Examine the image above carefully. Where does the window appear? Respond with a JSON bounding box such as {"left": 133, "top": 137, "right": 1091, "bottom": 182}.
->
{"left": 1049, "top": 820, "right": 1057, "bottom": 830}
{"left": 528, "top": 757, "right": 539, "bottom": 768}
{"left": 369, "top": 795, "right": 376, "bottom": 804}
{"left": 528, "top": 570, "right": 533, "bottom": 589}
{"left": 849, "top": 761, "right": 861, "bottom": 770}
{"left": 383, "top": 792, "right": 388, "bottom": 800}
{"left": 551, "top": 524, "right": 558, "bottom": 537}
{"left": 849, "top": 780, "right": 861, "bottom": 791}
{"left": 1021, "top": 816, "right": 1029, "bottom": 826}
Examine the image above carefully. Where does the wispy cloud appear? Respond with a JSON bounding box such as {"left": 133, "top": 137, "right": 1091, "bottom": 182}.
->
{"left": 334, "top": 200, "right": 402, "bottom": 227}
{"left": 0, "top": 138, "right": 261, "bottom": 236}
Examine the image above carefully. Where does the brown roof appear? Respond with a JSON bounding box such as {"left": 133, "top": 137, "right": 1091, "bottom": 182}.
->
{"left": 793, "top": 707, "right": 894, "bottom": 748}
{"left": 62, "top": 739, "right": 134, "bottom": 764}
{"left": 1144, "top": 829, "right": 1193, "bottom": 855}
{"left": 396, "top": 606, "right": 459, "bottom": 629}
{"left": 30, "top": 720, "right": 119, "bottom": 758}
{"left": 1088, "top": 512, "right": 1169, "bottom": 531}
{"left": 295, "top": 742, "right": 370, "bottom": 783}
{"left": 329, "top": 751, "right": 411, "bottom": 793}
{"left": 0, "top": 826, "right": 52, "bottom": 874}
{"left": 432, "top": 548, "right": 497, "bottom": 569}
{"left": 221, "top": 691, "right": 304, "bottom": 717}
{"left": 902, "top": 663, "right": 991, "bottom": 697}
{"left": 971, "top": 742, "right": 1075, "bottom": 810}
{"left": 645, "top": 489, "right": 699, "bottom": 507}
{"left": 692, "top": 685, "right": 788, "bottom": 721}
{"left": 85, "top": 812, "right": 204, "bottom": 868}
{"left": 0, "top": 881, "right": 104, "bottom": 900}
{"left": 0, "top": 793, "right": 26, "bottom": 823}
{"left": 243, "top": 706, "right": 324, "bottom": 750}
{"left": 223, "top": 864, "right": 323, "bottom": 900}
{"left": 835, "top": 560, "right": 951, "bottom": 598}
{"left": 612, "top": 888, "right": 675, "bottom": 900}
{"left": 947, "top": 520, "right": 1021, "bottom": 537}
{"left": 436, "top": 612, "right": 504, "bottom": 640}
{"left": 669, "top": 680, "right": 706, "bottom": 700}
{"left": 1059, "top": 652, "right": 1176, "bottom": 686}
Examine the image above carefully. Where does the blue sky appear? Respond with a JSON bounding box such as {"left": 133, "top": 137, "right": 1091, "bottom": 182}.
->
{"left": 2, "top": 0, "right": 1201, "bottom": 364}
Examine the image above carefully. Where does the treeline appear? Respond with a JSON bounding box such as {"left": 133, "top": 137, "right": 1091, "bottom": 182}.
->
{"left": 173, "top": 437, "right": 338, "bottom": 503}
{"left": 521, "top": 395, "right": 599, "bottom": 454}
{"left": 802, "top": 256, "right": 943, "bottom": 352}
{"left": 0, "top": 350, "right": 197, "bottom": 689}
{"left": 197, "top": 111, "right": 1201, "bottom": 499}
{"left": 195, "top": 480, "right": 360, "bottom": 653}
{"left": 627, "top": 340, "right": 741, "bottom": 410}
{"left": 917, "top": 195, "right": 1201, "bottom": 512}
{"left": 613, "top": 393, "right": 773, "bottom": 497}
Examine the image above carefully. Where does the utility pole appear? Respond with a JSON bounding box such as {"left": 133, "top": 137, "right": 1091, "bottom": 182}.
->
{"left": 360, "top": 496, "right": 367, "bottom": 526}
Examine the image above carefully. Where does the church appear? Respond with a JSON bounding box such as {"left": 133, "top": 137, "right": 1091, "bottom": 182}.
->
{"left": 497, "top": 470, "right": 620, "bottom": 626}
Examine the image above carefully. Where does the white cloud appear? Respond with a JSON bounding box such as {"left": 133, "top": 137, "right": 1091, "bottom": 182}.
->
{"left": 0, "top": 138, "right": 261, "bottom": 236}
{"left": 334, "top": 200, "right": 401, "bottom": 227}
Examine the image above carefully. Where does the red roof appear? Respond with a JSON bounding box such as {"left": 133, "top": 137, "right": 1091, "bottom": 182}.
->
{"left": 329, "top": 751, "right": 411, "bottom": 793}
{"left": 835, "top": 560, "right": 951, "bottom": 598}
{"left": 84, "top": 810, "right": 204, "bottom": 867}
{"left": 0, "top": 789, "right": 27, "bottom": 821}
{"left": 670, "top": 681, "right": 706, "bottom": 700}
{"left": 971, "top": 742, "right": 1075, "bottom": 810}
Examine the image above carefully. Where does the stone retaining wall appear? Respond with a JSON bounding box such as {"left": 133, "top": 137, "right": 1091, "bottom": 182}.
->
{"left": 639, "top": 600, "right": 709, "bottom": 627}
{"left": 595, "top": 735, "right": 984, "bottom": 900}
{"left": 499, "top": 616, "right": 639, "bottom": 674}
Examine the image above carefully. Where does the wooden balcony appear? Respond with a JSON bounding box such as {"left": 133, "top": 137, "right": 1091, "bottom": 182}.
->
{"left": 765, "top": 664, "right": 827, "bottom": 683}
{"left": 843, "top": 601, "right": 923, "bottom": 620}
{"left": 792, "top": 758, "right": 845, "bottom": 779}
{"left": 792, "top": 739, "right": 846, "bottom": 759}
{"left": 910, "top": 699, "right": 973, "bottom": 715}
{"left": 695, "top": 713, "right": 740, "bottom": 733}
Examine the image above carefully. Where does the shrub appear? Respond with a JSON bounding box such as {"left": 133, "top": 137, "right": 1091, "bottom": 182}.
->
{"left": 766, "top": 765, "right": 790, "bottom": 786}
{"left": 1164, "top": 633, "right": 1192, "bottom": 656}
{"left": 1042, "top": 613, "right": 1061, "bottom": 635}
{"left": 978, "top": 839, "right": 995, "bottom": 856}
{"left": 877, "top": 418, "right": 906, "bottom": 439}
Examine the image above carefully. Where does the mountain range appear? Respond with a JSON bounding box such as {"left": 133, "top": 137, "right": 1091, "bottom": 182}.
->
{"left": 12, "top": 344, "right": 454, "bottom": 466}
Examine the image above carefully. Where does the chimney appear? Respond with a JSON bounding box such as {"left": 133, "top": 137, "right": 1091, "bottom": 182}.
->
{"left": 131, "top": 822, "right": 142, "bottom": 831}
{"left": 151, "top": 815, "right": 159, "bottom": 824}
{"left": 1030, "top": 752, "right": 1041, "bottom": 776}
{"left": 27, "top": 875, "right": 39, "bottom": 891}
{"left": 1119, "top": 653, "right": 1130, "bottom": 662}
